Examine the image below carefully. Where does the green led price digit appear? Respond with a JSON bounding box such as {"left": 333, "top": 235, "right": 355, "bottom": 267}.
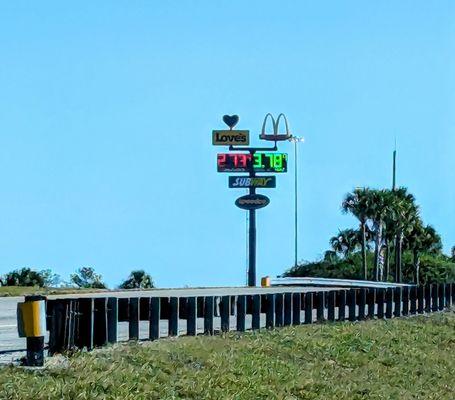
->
{"left": 253, "top": 153, "right": 262, "bottom": 169}
{"left": 273, "top": 154, "right": 283, "bottom": 171}
{"left": 264, "top": 153, "right": 273, "bottom": 170}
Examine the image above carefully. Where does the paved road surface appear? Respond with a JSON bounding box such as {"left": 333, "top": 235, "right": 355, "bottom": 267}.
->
{"left": 0, "top": 286, "right": 339, "bottom": 364}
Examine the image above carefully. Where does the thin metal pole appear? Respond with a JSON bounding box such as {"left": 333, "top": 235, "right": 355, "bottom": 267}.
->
{"left": 248, "top": 195, "right": 256, "bottom": 287}
{"left": 245, "top": 204, "right": 249, "bottom": 286}
{"left": 289, "top": 136, "right": 303, "bottom": 268}
{"left": 392, "top": 149, "right": 396, "bottom": 191}
{"left": 248, "top": 149, "right": 257, "bottom": 287}
{"left": 294, "top": 140, "right": 298, "bottom": 268}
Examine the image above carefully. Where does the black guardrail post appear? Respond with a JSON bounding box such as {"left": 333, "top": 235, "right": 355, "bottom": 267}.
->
{"left": 220, "top": 296, "right": 230, "bottom": 332}
{"left": 438, "top": 284, "right": 445, "bottom": 311}
{"left": 169, "top": 297, "right": 179, "bottom": 336}
{"left": 93, "top": 298, "right": 107, "bottom": 347}
{"left": 107, "top": 297, "right": 118, "bottom": 344}
{"left": 409, "top": 286, "right": 417, "bottom": 315}
{"left": 275, "top": 293, "right": 284, "bottom": 327}
{"left": 128, "top": 298, "right": 139, "bottom": 340}
{"left": 149, "top": 297, "right": 160, "bottom": 340}
{"left": 77, "top": 298, "right": 94, "bottom": 350}
{"left": 236, "top": 295, "right": 246, "bottom": 332}
{"left": 431, "top": 284, "right": 438, "bottom": 312}
{"left": 417, "top": 285, "right": 424, "bottom": 314}
{"left": 283, "top": 293, "right": 292, "bottom": 326}
{"left": 197, "top": 297, "right": 204, "bottom": 319}
{"left": 338, "top": 290, "right": 346, "bottom": 321}
{"left": 316, "top": 292, "right": 325, "bottom": 322}
{"left": 385, "top": 288, "right": 393, "bottom": 319}
{"left": 348, "top": 289, "right": 356, "bottom": 322}
{"left": 376, "top": 288, "right": 385, "bottom": 319}
{"left": 304, "top": 292, "right": 313, "bottom": 324}
{"left": 327, "top": 291, "right": 336, "bottom": 322}
{"left": 252, "top": 295, "right": 261, "bottom": 330}
{"left": 424, "top": 284, "right": 431, "bottom": 313}
{"left": 265, "top": 294, "right": 275, "bottom": 329}
{"left": 204, "top": 296, "right": 214, "bottom": 335}
{"left": 393, "top": 287, "right": 402, "bottom": 318}
{"left": 367, "top": 288, "right": 376, "bottom": 319}
{"left": 48, "top": 300, "right": 68, "bottom": 355}
{"left": 402, "top": 286, "right": 409, "bottom": 316}
{"left": 187, "top": 297, "right": 197, "bottom": 336}
{"left": 292, "top": 293, "right": 301, "bottom": 325}
{"left": 358, "top": 288, "right": 366, "bottom": 320}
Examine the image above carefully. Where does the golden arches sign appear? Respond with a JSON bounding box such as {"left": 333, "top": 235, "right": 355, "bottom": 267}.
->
{"left": 260, "top": 113, "right": 292, "bottom": 141}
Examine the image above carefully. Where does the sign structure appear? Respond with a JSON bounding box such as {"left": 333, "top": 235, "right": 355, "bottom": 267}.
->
{"left": 235, "top": 194, "right": 270, "bottom": 210}
{"left": 229, "top": 176, "right": 276, "bottom": 188}
{"left": 217, "top": 152, "right": 287, "bottom": 173}
{"left": 212, "top": 114, "right": 290, "bottom": 287}
{"left": 212, "top": 130, "right": 249, "bottom": 145}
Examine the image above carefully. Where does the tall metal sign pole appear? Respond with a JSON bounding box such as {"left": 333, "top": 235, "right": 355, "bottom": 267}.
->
{"left": 288, "top": 136, "right": 304, "bottom": 268}
{"left": 248, "top": 152, "right": 257, "bottom": 287}
{"left": 213, "top": 114, "right": 292, "bottom": 286}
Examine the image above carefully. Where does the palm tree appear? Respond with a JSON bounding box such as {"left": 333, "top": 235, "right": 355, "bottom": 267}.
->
{"left": 368, "top": 189, "right": 395, "bottom": 281}
{"left": 342, "top": 188, "right": 371, "bottom": 280}
{"left": 390, "top": 188, "right": 419, "bottom": 283}
{"left": 329, "top": 229, "right": 360, "bottom": 257}
{"left": 382, "top": 220, "right": 396, "bottom": 282}
{"left": 405, "top": 222, "right": 442, "bottom": 283}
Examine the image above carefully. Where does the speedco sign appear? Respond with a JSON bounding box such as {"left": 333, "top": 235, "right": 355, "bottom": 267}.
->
{"left": 235, "top": 194, "right": 270, "bottom": 210}
{"left": 228, "top": 176, "right": 276, "bottom": 188}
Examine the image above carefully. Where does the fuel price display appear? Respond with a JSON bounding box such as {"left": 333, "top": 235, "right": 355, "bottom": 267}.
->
{"left": 217, "top": 152, "right": 287, "bottom": 173}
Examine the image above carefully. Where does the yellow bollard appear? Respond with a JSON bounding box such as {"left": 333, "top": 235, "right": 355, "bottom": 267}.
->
{"left": 261, "top": 276, "right": 271, "bottom": 287}
{"left": 17, "top": 295, "right": 47, "bottom": 366}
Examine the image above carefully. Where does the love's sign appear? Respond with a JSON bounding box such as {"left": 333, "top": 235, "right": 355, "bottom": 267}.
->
{"left": 212, "top": 130, "right": 249, "bottom": 145}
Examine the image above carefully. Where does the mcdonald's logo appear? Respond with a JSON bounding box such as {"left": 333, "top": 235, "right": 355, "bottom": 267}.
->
{"left": 260, "top": 113, "right": 292, "bottom": 142}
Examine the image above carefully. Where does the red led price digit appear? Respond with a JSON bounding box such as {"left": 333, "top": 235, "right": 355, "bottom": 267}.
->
{"left": 217, "top": 154, "right": 227, "bottom": 169}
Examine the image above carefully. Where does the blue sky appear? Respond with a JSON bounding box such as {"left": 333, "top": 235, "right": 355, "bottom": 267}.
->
{"left": 0, "top": 1, "right": 454, "bottom": 287}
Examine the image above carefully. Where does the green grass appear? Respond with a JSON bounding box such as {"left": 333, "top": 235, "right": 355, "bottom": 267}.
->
{"left": 0, "top": 286, "right": 107, "bottom": 297}
{"left": 1, "top": 313, "right": 454, "bottom": 400}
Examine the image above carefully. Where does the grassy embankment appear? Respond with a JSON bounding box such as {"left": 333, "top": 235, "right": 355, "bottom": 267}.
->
{"left": 0, "top": 286, "right": 107, "bottom": 297}
{"left": 1, "top": 312, "right": 454, "bottom": 400}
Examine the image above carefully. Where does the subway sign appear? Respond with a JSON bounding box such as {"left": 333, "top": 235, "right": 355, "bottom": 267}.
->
{"left": 218, "top": 152, "right": 287, "bottom": 173}
{"left": 228, "top": 176, "right": 276, "bottom": 188}
{"left": 212, "top": 130, "right": 249, "bottom": 145}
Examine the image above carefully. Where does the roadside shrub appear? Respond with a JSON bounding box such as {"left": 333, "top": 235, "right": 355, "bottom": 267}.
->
{"left": 1, "top": 268, "right": 46, "bottom": 287}
{"left": 283, "top": 252, "right": 455, "bottom": 284}
{"left": 70, "top": 267, "right": 106, "bottom": 289}
{"left": 39, "top": 269, "right": 61, "bottom": 287}
{"left": 402, "top": 253, "right": 455, "bottom": 284}
{"left": 283, "top": 252, "right": 375, "bottom": 280}
{"left": 119, "top": 270, "right": 154, "bottom": 289}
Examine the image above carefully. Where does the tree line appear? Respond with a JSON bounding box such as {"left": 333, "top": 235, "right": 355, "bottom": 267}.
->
{"left": 285, "top": 187, "right": 455, "bottom": 284}
{"left": 0, "top": 267, "right": 154, "bottom": 290}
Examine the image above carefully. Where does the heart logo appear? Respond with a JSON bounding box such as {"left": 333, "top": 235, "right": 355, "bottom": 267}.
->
{"left": 222, "top": 114, "right": 239, "bottom": 129}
